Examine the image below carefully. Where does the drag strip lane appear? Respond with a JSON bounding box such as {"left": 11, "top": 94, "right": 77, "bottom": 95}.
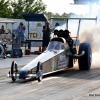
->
{"left": 0, "top": 66, "right": 100, "bottom": 100}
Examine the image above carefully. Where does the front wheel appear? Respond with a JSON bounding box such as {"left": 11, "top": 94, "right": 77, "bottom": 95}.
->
{"left": 78, "top": 42, "right": 92, "bottom": 70}
{"left": 4, "top": 55, "right": 6, "bottom": 59}
{"left": 11, "top": 61, "right": 18, "bottom": 81}
{"left": 36, "top": 62, "right": 43, "bottom": 82}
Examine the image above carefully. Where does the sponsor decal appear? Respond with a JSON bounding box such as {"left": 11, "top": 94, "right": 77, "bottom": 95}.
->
{"left": 36, "top": 22, "right": 42, "bottom": 28}
{"left": 58, "top": 55, "right": 67, "bottom": 68}
{"left": 29, "top": 30, "right": 41, "bottom": 39}
{"left": 52, "top": 57, "right": 55, "bottom": 71}
{"left": 29, "top": 22, "right": 37, "bottom": 29}
{"left": 29, "top": 22, "right": 42, "bottom": 28}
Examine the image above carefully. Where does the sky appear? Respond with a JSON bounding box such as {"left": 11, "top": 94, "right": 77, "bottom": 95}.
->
{"left": 42, "top": 0, "right": 99, "bottom": 15}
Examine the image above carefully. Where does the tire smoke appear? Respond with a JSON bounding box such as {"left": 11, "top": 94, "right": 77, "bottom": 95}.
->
{"left": 80, "top": 25, "right": 100, "bottom": 67}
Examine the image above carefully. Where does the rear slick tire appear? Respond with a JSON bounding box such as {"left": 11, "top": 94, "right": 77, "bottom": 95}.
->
{"left": 78, "top": 42, "right": 92, "bottom": 70}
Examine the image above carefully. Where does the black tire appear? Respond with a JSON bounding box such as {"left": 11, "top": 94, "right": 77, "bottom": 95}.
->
{"left": 19, "top": 49, "right": 23, "bottom": 58}
{"left": 21, "top": 51, "right": 23, "bottom": 57}
{"left": 36, "top": 62, "right": 43, "bottom": 82}
{"left": 4, "top": 56, "right": 6, "bottom": 59}
{"left": 11, "top": 61, "right": 18, "bottom": 81}
{"left": 78, "top": 42, "right": 92, "bottom": 70}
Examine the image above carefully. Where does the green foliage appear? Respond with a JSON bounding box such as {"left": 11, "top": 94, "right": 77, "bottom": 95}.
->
{"left": 0, "top": 0, "right": 12, "bottom": 18}
{"left": 44, "top": 12, "right": 69, "bottom": 20}
{"left": 11, "top": 0, "right": 46, "bottom": 18}
{"left": 0, "top": 0, "right": 76, "bottom": 19}
{"left": 0, "top": 0, "right": 46, "bottom": 18}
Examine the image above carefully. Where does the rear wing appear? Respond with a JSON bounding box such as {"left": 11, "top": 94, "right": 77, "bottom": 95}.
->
{"left": 51, "top": 17, "right": 97, "bottom": 38}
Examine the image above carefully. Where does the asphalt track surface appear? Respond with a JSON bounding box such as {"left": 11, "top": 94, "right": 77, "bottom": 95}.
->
{"left": 0, "top": 48, "right": 100, "bottom": 100}
{"left": 0, "top": 64, "right": 100, "bottom": 99}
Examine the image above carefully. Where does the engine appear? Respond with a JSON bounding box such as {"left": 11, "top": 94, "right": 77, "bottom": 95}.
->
{"left": 54, "top": 30, "right": 70, "bottom": 38}
{"left": 54, "top": 30, "right": 73, "bottom": 47}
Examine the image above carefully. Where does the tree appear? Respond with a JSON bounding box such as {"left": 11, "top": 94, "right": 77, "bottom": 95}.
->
{"left": 61, "top": 12, "right": 69, "bottom": 18}
{"left": 11, "top": 0, "right": 46, "bottom": 19}
{"left": 44, "top": 11, "right": 70, "bottom": 20}
{"left": 0, "top": 0, "right": 12, "bottom": 18}
{"left": 53, "top": 13, "right": 61, "bottom": 18}
{"left": 43, "top": 11, "right": 54, "bottom": 19}
{"left": 0, "top": 0, "right": 78, "bottom": 19}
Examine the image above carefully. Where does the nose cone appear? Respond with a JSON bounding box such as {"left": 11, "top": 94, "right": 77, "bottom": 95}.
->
{"left": 19, "top": 70, "right": 28, "bottom": 79}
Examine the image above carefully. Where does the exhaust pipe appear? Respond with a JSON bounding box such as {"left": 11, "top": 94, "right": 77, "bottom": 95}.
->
{"left": 74, "top": 51, "right": 85, "bottom": 58}
{"left": 67, "top": 51, "right": 85, "bottom": 58}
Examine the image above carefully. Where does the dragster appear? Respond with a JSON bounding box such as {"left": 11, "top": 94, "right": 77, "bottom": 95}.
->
{"left": 7, "top": 14, "right": 97, "bottom": 82}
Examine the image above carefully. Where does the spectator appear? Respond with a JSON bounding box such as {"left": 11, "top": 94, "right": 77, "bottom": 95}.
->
{"left": 52, "top": 23, "right": 60, "bottom": 38}
{"left": 0, "top": 25, "right": 5, "bottom": 34}
{"left": 16, "top": 22, "right": 26, "bottom": 42}
{"left": 42, "top": 21, "right": 51, "bottom": 52}
{"left": 55, "top": 22, "right": 60, "bottom": 27}
{"left": 52, "top": 22, "right": 60, "bottom": 32}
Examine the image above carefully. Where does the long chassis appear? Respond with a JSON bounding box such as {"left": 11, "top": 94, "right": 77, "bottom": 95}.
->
{"left": 7, "top": 15, "right": 97, "bottom": 82}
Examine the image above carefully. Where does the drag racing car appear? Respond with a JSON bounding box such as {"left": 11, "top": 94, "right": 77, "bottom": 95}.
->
{"left": 7, "top": 15, "right": 97, "bottom": 82}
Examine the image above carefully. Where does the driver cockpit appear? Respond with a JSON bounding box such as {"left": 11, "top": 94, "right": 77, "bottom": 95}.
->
{"left": 46, "top": 41, "right": 64, "bottom": 51}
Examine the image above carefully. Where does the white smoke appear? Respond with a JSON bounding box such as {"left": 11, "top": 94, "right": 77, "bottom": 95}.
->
{"left": 52, "top": 1, "right": 100, "bottom": 67}
{"left": 55, "top": 23, "right": 66, "bottom": 30}
{"left": 79, "top": 24, "right": 100, "bottom": 67}
{"left": 68, "top": 1, "right": 100, "bottom": 67}
{"left": 56, "top": 17, "right": 100, "bottom": 67}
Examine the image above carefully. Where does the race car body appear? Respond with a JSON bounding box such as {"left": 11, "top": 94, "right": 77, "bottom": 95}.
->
{"left": 7, "top": 14, "right": 97, "bottom": 82}
{"left": 8, "top": 37, "right": 71, "bottom": 81}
